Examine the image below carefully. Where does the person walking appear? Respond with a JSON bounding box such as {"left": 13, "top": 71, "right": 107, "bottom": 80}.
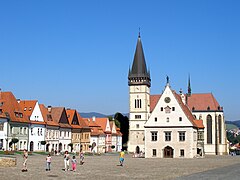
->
{"left": 71, "top": 155, "right": 77, "bottom": 172}
{"left": 46, "top": 153, "right": 52, "bottom": 171}
{"left": 119, "top": 149, "right": 125, "bottom": 166}
{"left": 79, "top": 150, "right": 84, "bottom": 165}
{"left": 64, "top": 151, "right": 70, "bottom": 171}
{"left": 22, "top": 149, "right": 28, "bottom": 172}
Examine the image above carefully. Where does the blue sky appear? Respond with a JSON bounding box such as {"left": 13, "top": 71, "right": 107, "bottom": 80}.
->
{"left": 0, "top": 0, "right": 240, "bottom": 120}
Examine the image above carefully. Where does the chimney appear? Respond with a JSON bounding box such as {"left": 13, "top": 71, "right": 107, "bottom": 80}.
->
{"left": 92, "top": 116, "right": 96, "bottom": 122}
{"left": 17, "top": 99, "right": 21, "bottom": 103}
{"left": 47, "top": 106, "right": 52, "bottom": 113}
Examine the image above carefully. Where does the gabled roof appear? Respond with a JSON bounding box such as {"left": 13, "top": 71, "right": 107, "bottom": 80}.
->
{"left": 78, "top": 114, "right": 90, "bottom": 129}
{"left": 18, "top": 100, "right": 37, "bottom": 118}
{"left": 172, "top": 90, "right": 200, "bottom": 128}
{"left": 150, "top": 94, "right": 161, "bottom": 112}
{"left": 0, "top": 92, "right": 29, "bottom": 123}
{"left": 110, "top": 121, "right": 117, "bottom": 135}
{"left": 94, "top": 117, "right": 111, "bottom": 133}
{"left": 66, "top": 109, "right": 81, "bottom": 129}
{"left": 39, "top": 104, "right": 59, "bottom": 127}
{"left": 150, "top": 93, "right": 222, "bottom": 113}
{"left": 51, "top": 107, "right": 71, "bottom": 128}
{"left": 187, "top": 93, "right": 222, "bottom": 111}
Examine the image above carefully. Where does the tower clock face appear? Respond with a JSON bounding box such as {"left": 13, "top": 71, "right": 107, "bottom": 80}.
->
{"left": 164, "top": 97, "right": 171, "bottom": 103}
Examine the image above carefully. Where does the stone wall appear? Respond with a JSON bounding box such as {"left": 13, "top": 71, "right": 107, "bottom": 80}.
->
{"left": 0, "top": 156, "right": 17, "bottom": 167}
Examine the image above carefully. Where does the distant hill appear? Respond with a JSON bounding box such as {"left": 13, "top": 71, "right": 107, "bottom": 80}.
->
{"left": 79, "top": 112, "right": 129, "bottom": 118}
{"left": 79, "top": 112, "right": 107, "bottom": 118}
{"left": 226, "top": 120, "right": 240, "bottom": 129}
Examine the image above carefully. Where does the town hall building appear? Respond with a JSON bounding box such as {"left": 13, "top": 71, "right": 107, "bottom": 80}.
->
{"left": 127, "top": 34, "right": 228, "bottom": 158}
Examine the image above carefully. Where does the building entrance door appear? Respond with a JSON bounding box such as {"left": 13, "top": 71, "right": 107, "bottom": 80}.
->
{"left": 164, "top": 146, "right": 173, "bottom": 158}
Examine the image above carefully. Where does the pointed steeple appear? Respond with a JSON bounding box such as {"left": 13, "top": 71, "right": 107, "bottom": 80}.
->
{"left": 128, "top": 34, "right": 151, "bottom": 87}
{"left": 187, "top": 74, "right": 191, "bottom": 96}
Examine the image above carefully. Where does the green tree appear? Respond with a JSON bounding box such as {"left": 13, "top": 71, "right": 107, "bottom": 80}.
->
{"left": 114, "top": 112, "right": 129, "bottom": 151}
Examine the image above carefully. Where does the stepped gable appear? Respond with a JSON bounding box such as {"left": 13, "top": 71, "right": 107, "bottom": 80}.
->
{"left": 39, "top": 104, "right": 59, "bottom": 127}
{"left": 0, "top": 92, "right": 29, "bottom": 123}
{"left": 187, "top": 93, "right": 222, "bottom": 111}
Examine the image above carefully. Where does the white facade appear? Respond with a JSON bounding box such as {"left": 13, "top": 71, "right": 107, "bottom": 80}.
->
{"left": 0, "top": 118, "right": 8, "bottom": 150}
{"left": 192, "top": 111, "right": 227, "bottom": 155}
{"left": 98, "top": 135, "right": 106, "bottom": 153}
{"left": 29, "top": 102, "right": 46, "bottom": 151}
{"left": 59, "top": 128, "right": 72, "bottom": 152}
{"left": 45, "top": 127, "right": 59, "bottom": 152}
{"left": 128, "top": 85, "right": 150, "bottom": 153}
{"left": 144, "top": 85, "right": 200, "bottom": 158}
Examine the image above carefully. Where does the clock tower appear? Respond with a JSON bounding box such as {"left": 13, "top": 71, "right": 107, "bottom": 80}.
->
{"left": 128, "top": 33, "right": 151, "bottom": 153}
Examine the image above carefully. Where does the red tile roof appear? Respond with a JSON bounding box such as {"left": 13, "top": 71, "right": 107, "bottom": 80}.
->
{"left": 187, "top": 93, "right": 222, "bottom": 111}
{"left": 66, "top": 109, "right": 82, "bottom": 129}
{"left": 0, "top": 92, "right": 30, "bottom": 123}
{"left": 19, "top": 100, "right": 37, "bottom": 118}
{"left": 150, "top": 94, "right": 161, "bottom": 112}
{"left": 39, "top": 104, "right": 59, "bottom": 127}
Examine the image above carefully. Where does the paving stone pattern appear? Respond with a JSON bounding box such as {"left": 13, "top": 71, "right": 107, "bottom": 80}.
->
{"left": 0, "top": 154, "right": 240, "bottom": 180}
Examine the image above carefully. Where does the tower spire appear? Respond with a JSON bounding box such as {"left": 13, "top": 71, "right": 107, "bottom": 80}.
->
{"left": 187, "top": 74, "right": 191, "bottom": 96}
{"left": 128, "top": 32, "right": 151, "bottom": 87}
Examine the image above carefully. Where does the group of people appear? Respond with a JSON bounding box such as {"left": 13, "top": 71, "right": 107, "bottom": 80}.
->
{"left": 21, "top": 149, "right": 125, "bottom": 172}
{"left": 63, "top": 150, "right": 84, "bottom": 172}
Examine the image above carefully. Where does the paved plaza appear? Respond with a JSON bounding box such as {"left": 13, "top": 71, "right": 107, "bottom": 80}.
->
{"left": 0, "top": 153, "right": 240, "bottom": 180}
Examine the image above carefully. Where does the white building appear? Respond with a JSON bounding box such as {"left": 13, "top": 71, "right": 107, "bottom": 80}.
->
{"left": 19, "top": 100, "right": 46, "bottom": 151}
{"left": 128, "top": 34, "right": 228, "bottom": 157}
{"left": 145, "top": 83, "right": 204, "bottom": 158}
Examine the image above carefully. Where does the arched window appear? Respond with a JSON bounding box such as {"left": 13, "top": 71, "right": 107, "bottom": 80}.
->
{"left": 218, "top": 115, "right": 222, "bottom": 144}
{"left": 207, "top": 115, "right": 212, "bottom": 144}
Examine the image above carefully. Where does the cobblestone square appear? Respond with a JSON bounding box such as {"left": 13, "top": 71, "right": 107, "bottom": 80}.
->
{"left": 0, "top": 154, "right": 240, "bottom": 180}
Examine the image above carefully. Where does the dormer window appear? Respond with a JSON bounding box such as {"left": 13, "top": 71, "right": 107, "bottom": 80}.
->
{"left": 19, "top": 113, "right": 23, "bottom": 118}
{"left": 47, "top": 114, "right": 52, "bottom": 121}
{"left": 15, "top": 112, "right": 19, "bottom": 117}
{"left": 0, "top": 102, "right": 3, "bottom": 106}
{"left": 207, "top": 106, "right": 210, "bottom": 111}
{"left": 24, "top": 107, "right": 27, "bottom": 111}
{"left": 29, "top": 107, "right": 32, "bottom": 111}
{"left": 192, "top": 107, "right": 195, "bottom": 111}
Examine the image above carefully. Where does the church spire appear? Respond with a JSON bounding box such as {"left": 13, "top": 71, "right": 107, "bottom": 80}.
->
{"left": 187, "top": 74, "right": 191, "bottom": 96}
{"left": 128, "top": 33, "right": 151, "bottom": 87}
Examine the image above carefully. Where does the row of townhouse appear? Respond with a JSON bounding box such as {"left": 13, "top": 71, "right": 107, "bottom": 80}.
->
{"left": 0, "top": 91, "right": 122, "bottom": 153}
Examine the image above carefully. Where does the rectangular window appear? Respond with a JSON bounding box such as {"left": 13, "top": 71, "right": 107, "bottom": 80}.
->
{"left": 172, "top": 107, "right": 175, "bottom": 111}
{"left": 165, "top": 132, "right": 171, "bottom": 141}
{"left": 179, "top": 132, "right": 185, "bottom": 141}
{"left": 151, "top": 131, "right": 158, "bottom": 141}
{"left": 136, "top": 124, "right": 139, "bottom": 128}
{"left": 197, "top": 131, "right": 204, "bottom": 141}
{"left": 154, "top": 117, "right": 157, "bottom": 122}
{"left": 179, "top": 117, "right": 182, "bottom": 121}
{"left": 135, "top": 115, "right": 141, "bottom": 119}
{"left": 0, "top": 122, "right": 3, "bottom": 131}
{"left": 135, "top": 99, "right": 142, "bottom": 109}
{"left": 161, "top": 107, "right": 163, "bottom": 111}
{"left": 152, "top": 149, "right": 157, "bottom": 157}
{"left": 180, "top": 149, "right": 184, "bottom": 157}
{"left": 31, "top": 128, "right": 33, "bottom": 135}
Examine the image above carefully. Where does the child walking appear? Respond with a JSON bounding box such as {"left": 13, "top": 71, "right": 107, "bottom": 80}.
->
{"left": 22, "top": 149, "right": 28, "bottom": 172}
{"left": 46, "top": 153, "right": 52, "bottom": 171}
{"left": 71, "top": 155, "right": 77, "bottom": 172}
